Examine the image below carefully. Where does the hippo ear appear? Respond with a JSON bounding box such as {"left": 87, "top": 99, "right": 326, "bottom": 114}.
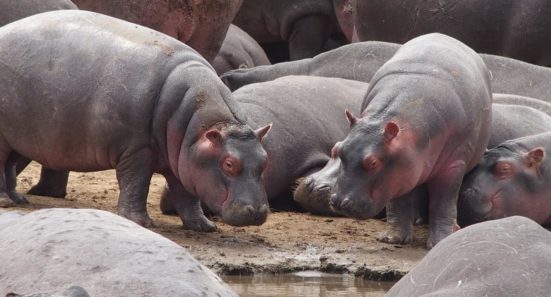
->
{"left": 205, "top": 129, "right": 223, "bottom": 145}
{"left": 255, "top": 123, "right": 272, "bottom": 141}
{"left": 384, "top": 122, "right": 399, "bottom": 141}
{"left": 525, "top": 147, "right": 545, "bottom": 168}
{"left": 345, "top": 110, "right": 359, "bottom": 127}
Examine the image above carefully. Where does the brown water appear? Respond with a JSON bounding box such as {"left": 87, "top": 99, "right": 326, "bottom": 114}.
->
{"left": 223, "top": 271, "right": 393, "bottom": 297}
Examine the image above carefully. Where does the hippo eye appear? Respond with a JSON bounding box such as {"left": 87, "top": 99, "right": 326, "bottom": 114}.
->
{"left": 222, "top": 158, "right": 241, "bottom": 177}
{"left": 363, "top": 156, "right": 379, "bottom": 171}
{"left": 493, "top": 161, "right": 513, "bottom": 179}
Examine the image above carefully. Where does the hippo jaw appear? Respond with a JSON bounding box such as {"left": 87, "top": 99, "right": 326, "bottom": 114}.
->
{"left": 457, "top": 185, "right": 494, "bottom": 226}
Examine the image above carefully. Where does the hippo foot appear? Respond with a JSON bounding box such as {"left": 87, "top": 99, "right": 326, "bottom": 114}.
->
{"left": 27, "top": 184, "right": 67, "bottom": 198}
{"left": 120, "top": 211, "right": 153, "bottom": 228}
{"left": 427, "top": 223, "right": 460, "bottom": 249}
{"left": 0, "top": 196, "right": 15, "bottom": 208}
{"left": 182, "top": 216, "right": 217, "bottom": 232}
{"left": 377, "top": 228, "right": 413, "bottom": 245}
{"left": 0, "top": 191, "right": 29, "bottom": 205}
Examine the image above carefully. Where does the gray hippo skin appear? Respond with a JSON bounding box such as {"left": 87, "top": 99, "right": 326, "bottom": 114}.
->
{"left": 330, "top": 33, "right": 492, "bottom": 248}
{"left": 459, "top": 131, "right": 551, "bottom": 226}
{"left": 6, "top": 286, "right": 90, "bottom": 297}
{"left": 0, "top": 0, "right": 76, "bottom": 26}
{"left": 354, "top": 0, "right": 551, "bottom": 66}
{"left": 73, "top": 0, "right": 243, "bottom": 62}
{"left": 386, "top": 216, "right": 551, "bottom": 297}
{"left": 161, "top": 76, "right": 368, "bottom": 213}
{"left": 232, "top": 0, "right": 341, "bottom": 60}
{"left": 0, "top": 11, "right": 271, "bottom": 230}
{"left": 0, "top": 209, "right": 238, "bottom": 297}
{"left": 221, "top": 41, "right": 551, "bottom": 102}
{"left": 212, "top": 24, "right": 271, "bottom": 76}
{"left": 294, "top": 95, "right": 551, "bottom": 216}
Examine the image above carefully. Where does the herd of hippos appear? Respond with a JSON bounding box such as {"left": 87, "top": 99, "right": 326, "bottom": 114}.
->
{"left": 0, "top": 0, "right": 550, "bottom": 296}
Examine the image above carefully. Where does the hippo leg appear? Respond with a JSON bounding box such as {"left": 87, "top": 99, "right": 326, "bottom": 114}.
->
{"left": 426, "top": 161, "right": 466, "bottom": 249}
{"left": 115, "top": 149, "right": 154, "bottom": 227}
{"left": 163, "top": 174, "right": 216, "bottom": 232}
{"left": 0, "top": 153, "right": 29, "bottom": 206}
{"left": 288, "top": 15, "right": 332, "bottom": 60}
{"left": 15, "top": 157, "right": 69, "bottom": 198}
{"left": 377, "top": 190, "right": 416, "bottom": 244}
{"left": 159, "top": 183, "right": 176, "bottom": 215}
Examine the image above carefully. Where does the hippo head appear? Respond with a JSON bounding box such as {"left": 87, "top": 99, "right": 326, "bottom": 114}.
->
{"left": 179, "top": 123, "right": 271, "bottom": 226}
{"left": 458, "top": 145, "right": 545, "bottom": 226}
{"left": 293, "top": 142, "right": 342, "bottom": 216}
{"left": 330, "top": 111, "right": 420, "bottom": 219}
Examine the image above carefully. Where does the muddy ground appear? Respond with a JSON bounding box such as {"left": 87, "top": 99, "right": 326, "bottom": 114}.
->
{"left": 12, "top": 162, "right": 428, "bottom": 281}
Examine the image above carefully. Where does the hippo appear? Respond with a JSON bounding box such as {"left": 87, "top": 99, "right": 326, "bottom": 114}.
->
{"left": 220, "top": 41, "right": 551, "bottom": 102}
{"left": 0, "top": 0, "right": 77, "bottom": 26}
{"left": 353, "top": 0, "right": 551, "bottom": 66}
{"left": 0, "top": 208, "right": 238, "bottom": 297}
{"left": 0, "top": 11, "right": 271, "bottom": 231}
{"left": 6, "top": 286, "right": 90, "bottom": 297}
{"left": 386, "top": 216, "right": 551, "bottom": 297}
{"left": 330, "top": 33, "right": 492, "bottom": 248}
{"left": 212, "top": 24, "right": 271, "bottom": 76}
{"left": 295, "top": 95, "right": 551, "bottom": 216}
{"left": 458, "top": 131, "right": 551, "bottom": 226}
{"left": 232, "top": 0, "right": 346, "bottom": 61}
{"left": 72, "top": 0, "right": 243, "bottom": 62}
{"left": 160, "top": 76, "right": 369, "bottom": 214}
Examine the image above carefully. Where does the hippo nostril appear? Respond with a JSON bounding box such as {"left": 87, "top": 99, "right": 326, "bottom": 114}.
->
{"left": 244, "top": 205, "right": 255, "bottom": 216}
{"left": 340, "top": 198, "right": 352, "bottom": 209}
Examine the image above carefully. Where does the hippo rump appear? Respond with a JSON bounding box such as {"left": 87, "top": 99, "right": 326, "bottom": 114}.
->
{"left": 221, "top": 41, "right": 551, "bottom": 102}
{"left": 72, "top": 0, "right": 242, "bottom": 62}
{"left": 459, "top": 131, "right": 551, "bottom": 226}
{"left": 160, "top": 76, "right": 369, "bottom": 213}
{"left": 386, "top": 216, "right": 551, "bottom": 297}
{"left": 330, "top": 33, "right": 492, "bottom": 248}
{"left": 212, "top": 24, "right": 271, "bottom": 76}
{"left": 232, "top": 0, "right": 346, "bottom": 61}
{"left": 0, "top": 11, "right": 271, "bottom": 231}
{"left": 354, "top": 0, "right": 551, "bottom": 66}
{"left": 0, "top": 0, "right": 77, "bottom": 26}
{"left": 295, "top": 95, "right": 551, "bottom": 217}
{"left": 0, "top": 208, "right": 238, "bottom": 297}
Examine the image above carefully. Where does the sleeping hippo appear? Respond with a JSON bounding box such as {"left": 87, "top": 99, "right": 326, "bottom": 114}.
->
{"left": 0, "top": 10, "right": 271, "bottom": 231}
{"left": 0, "top": 208, "right": 238, "bottom": 297}
{"left": 161, "top": 76, "right": 368, "bottom": 213}
{"left": 0, "top": 0, "right": 77, "bottom": 26}
{"left": 72, "top": 0, "right": 242, "bottom": 62}
{"left": 386, "top": 216, "right": 551, "bottom": 297}
{"left": 330, "top": 33, "right": 492, "bottom": 248}
{"left": 295, "top": 95, "right": 551, "bottom": 216}
{"left": 221, "top": 41, "right": 551, "bottom": 102}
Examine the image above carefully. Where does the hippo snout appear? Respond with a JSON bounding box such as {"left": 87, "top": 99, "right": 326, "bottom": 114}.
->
{"left": 457, "top": 187, "right": 491, "bottom": 227}
{"left": 221, "top": 201, "right": 269, "bottom": 226}
{"left": 330, "top": 193, "right": 379, "bottom": 220}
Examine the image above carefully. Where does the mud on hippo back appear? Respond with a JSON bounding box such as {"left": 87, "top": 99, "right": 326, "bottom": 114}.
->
{"left": 0, "top": 10, "right": 271, "bottom": 230}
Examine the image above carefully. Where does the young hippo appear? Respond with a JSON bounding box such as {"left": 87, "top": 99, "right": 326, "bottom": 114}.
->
{"left": 0, "top": 11, "right": 270, "bottom": 230}
{"left": 459, "top": 131, "right": 551, "bottom": 226}
{"left": 330, "top": 33, "right": 492, "bottom": 248}
{"left": 0, "top": 0, "right": 77, "bottom": 26}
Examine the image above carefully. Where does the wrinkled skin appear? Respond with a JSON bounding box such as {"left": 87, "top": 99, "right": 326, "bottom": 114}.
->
{"left": 294, "top": 97, "right": 551, "bottom": 216}
{"left": 354, "top": 0, "right": 551, "bottom": 66}
{"left": 212, "top": 25, "right": 271, "bottom": 76}
{"left": 160, "top": 76, "right": 369, "bottom": 214}
{"left": 0, "top": 209, "right": 239, "bottom": 296}
{"left": 0, "top": 11, "right": 270, "bottom": 230}
{"left": 73, "top": 0, "right": 242, "bottom": 62}
{"left": 221, "top": 41, "right": 551, "bottom": 102}
{"left": 459, "top": 132, "right": 551, "bottom": 227}
{"left": 331, "top": 33, "right": 492, "bottom": 249}
{"left": 387, "top": 216, "right": 551, "bottom": 297}
{"left": 232, "top": 0, "right": 344, "bottom": 60}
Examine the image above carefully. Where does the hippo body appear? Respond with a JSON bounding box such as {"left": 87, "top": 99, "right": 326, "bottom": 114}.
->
{"left": 0, "top": 209, "right": 238, "bottom": 297}
{"left": 0, "top": 11, "right": 270, "bottom": 230}
{"left": 161, "top": 76, "right": 369, "bottom": 213}
{"left": 295, "top": 96, "right": 551, "bottom": 216}
{"left": 354, "top": 0, "right": 551, "bottom": 66}
{"left": 459, "top": 131, "right": 551, "bottom": 226}
{"left": 331, "top": 33, "right": 492, "bottom": 248}
{"left": 212, "top": 24, "right": 271, "bottom": 76}
{"left": 232, "top": 0, "right": 343, "bottom": 60}
{"left": 221, "top": 41, "right": 551, "bottom": 102}
{"left": 386, "top": 216, "right": 551, "bottom": 297}
{"left": 0, "top": 0, "right": 77, "bottom": 26}
{"left": 7, "top": 286, "right": 90, "bottom": 297}
{"left": 73, "top": 0, "right": 242, "bottom": 62}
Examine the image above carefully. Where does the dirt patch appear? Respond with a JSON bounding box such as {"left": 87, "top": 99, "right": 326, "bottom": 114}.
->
{"left": 12, "top": 162, "right": 428, "bottom": 281}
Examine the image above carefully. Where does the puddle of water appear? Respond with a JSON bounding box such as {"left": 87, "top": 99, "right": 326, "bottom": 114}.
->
{"left": 223, "top": 271, "right": 394, "bottom": 297}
